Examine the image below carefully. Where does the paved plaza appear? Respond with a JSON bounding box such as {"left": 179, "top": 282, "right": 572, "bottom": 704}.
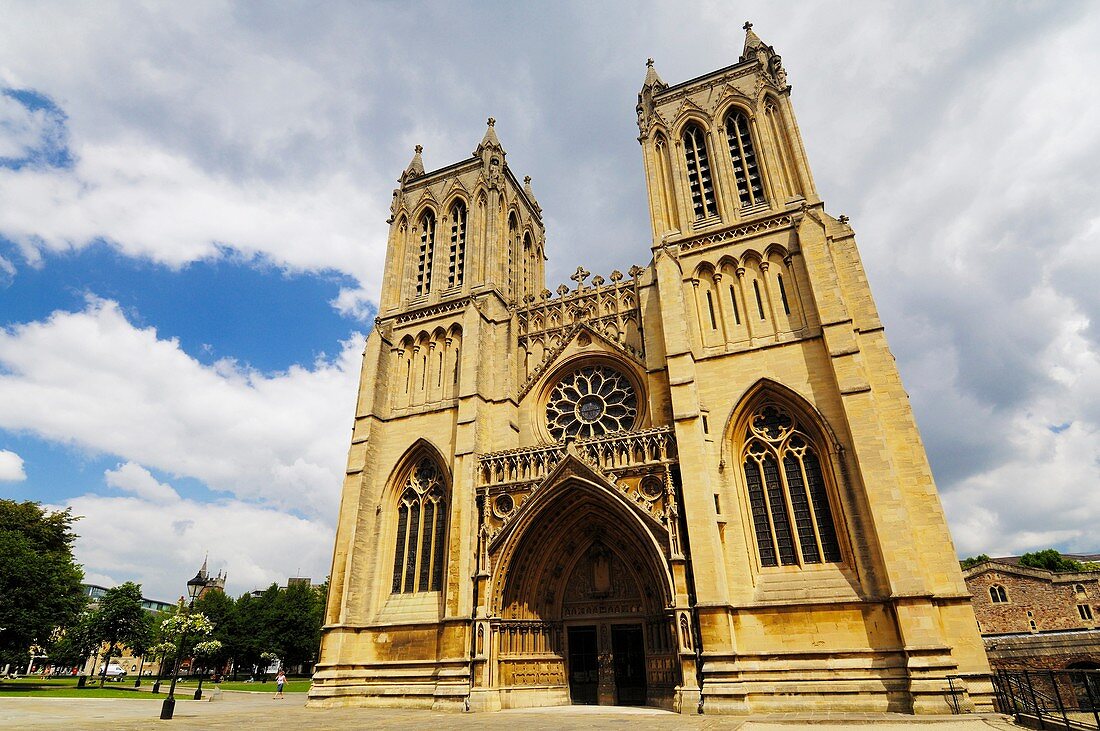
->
{"left": 0, "top": 692, "right": 1023, "bottom": 731}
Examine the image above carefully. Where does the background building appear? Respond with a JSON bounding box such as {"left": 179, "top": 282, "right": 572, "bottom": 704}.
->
{"left": 964, "top": 556, "right": 1100, "bottom": 671}
{"left": 309, "top": 25, "right": 992, "bottom": 714}
{"left": 83, "top": 584, "right": 173, "bottom": 614}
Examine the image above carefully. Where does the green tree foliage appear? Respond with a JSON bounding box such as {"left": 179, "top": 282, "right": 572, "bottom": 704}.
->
{"left": 1019, "top": 549, "right": 1086, "bottom": 572}
{"left": 0, "top": 500, "right": 86, "bottom": 668}
{"left": 269, "top": 582, "right": 324, "bottom": 670}
{"left": 225, "top": 590, "right": 267, "bottom": 677}
{"left": 47, "top": 613, "right": 98, "bottom": 669}
{"left": 89, "top": 582, "right": 148, "bottom": 685}
{"left": 960, "top": 554, "right": 991, "bottom": 569}
{"left": 193, "top": 590, "right": 235, "bottom": 669}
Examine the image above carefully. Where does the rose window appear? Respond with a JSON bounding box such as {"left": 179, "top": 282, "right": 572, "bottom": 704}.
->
{"left": 546, "top": 365, "right": 638, "bottom": 440}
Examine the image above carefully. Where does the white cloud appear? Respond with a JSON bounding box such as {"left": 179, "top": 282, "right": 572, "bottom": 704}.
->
{"left": 0, "top": 142, "right": 387, "bottom": 295}
{"left": 0, "top": 449, "right": 26, "bottom": 481}
{"left": 0, "top": 92, "right": 55, "bottom": 161}
{"left": 0, "top": 297, "right": 360, "bottom": 517}
{"left": 51, "top": 488, "right": 333, "bottom": 602}
{"left": 104, "top": 462, "right": 178, "bottom": 504}
{"left": 330, "top": 286, "right": 377, "bottom": 322}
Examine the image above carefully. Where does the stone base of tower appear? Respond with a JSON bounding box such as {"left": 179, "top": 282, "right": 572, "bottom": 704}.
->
{"left": 307, "top": 660, "right": 471, "bottom": 711}
{"left": 696, "top": 660, "right": 993, "bottom": 714}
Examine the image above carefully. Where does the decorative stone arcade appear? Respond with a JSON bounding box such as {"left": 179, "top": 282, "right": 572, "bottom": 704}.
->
{"left": 470, "top": 435, "right": 698, "bottom": 711}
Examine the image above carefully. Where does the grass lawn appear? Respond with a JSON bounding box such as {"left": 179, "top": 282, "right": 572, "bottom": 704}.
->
{"left": 175, "top": 678, "right": 311, "bottom": 693}
{"left": 0, "top": 678, "right": 173, "bottom": 698}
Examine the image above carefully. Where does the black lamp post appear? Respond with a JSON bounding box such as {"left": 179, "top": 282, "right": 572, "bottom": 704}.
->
{"left": 159, "top": 571, "right": 205, "bottom": 721}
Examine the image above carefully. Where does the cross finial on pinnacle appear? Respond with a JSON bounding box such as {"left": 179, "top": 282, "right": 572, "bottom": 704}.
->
{"left": 414, "top": 144, "right": 423, "bottom": 154}
{"left": 646, "top": 58, "right": 654, "bottom": 67}
{"left": 743, "top": 21, "right": 753, "bottom": 31}
{"left": 487, "top": 116, "right": 495, "bottom": 127}
{"left": 570, "top": 266, "right": 590, "bottom": 287}
{"left": 524, "top": 175, "right": 531, "bottom": 184}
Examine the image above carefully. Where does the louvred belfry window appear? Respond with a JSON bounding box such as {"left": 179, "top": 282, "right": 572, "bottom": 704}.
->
{"left": 448, "top": 201, "right": 466, "bottom": 289}
{"left": 725, "top": 110, "right": 765, "bottom": 208}
{"left": 391, "top": 458, "right": 448, "bottom": 593}
{"left": 742, "top": 403, "right": 841, "bottom": 568}
{"left": 416, "top": 211, "right": 436, "bottom": 296}
{"left": 683, "top": 123, "right": 717, "bottom": 220}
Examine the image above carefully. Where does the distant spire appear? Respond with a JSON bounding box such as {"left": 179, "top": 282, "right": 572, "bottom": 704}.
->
{"left": 199, "top": 553, "right": 209, "bottom": 580}
{"left": 642, "top": 57, "right": 666, "bottom": 91}
{"left": 400, "top": 144, "right": 425, "bottom": 184}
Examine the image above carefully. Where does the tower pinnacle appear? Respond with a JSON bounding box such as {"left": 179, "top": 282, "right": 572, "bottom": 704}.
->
{"left": 401, "top": 144, "right": 425, "bottom": 184}
{"left": 641, "top": 57, "right": 666, "bottom": 92}
{"left": 477, "top": 116, "right": 502, "bottom": 152}
{"left": 739, "top": 22, "right": 787, "bottom": 87}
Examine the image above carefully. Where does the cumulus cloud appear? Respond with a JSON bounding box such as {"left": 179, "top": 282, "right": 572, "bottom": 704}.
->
{"left": 104, "top": 462, "right": 179, "bottom": 504}
{"left": 0, "top": 90, "right": 63, "bottom": 163}
{"left": 50, "top": 486, "right": 333, "bottom": 601}
{"left": 0, "top": 449, "right": 26, "bottom": 481}
{"left": 0, "top": 297, "right": 360, "bottom": 517}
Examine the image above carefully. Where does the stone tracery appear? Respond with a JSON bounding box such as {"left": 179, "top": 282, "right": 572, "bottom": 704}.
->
{"left": 546, "top": 365, "right": 638, "bottom": 440}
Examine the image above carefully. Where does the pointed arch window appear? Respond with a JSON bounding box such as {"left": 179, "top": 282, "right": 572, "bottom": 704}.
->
{"left": 989, "top": 585, "right": 1008, "bottom": 604}
{"left": 683, "top": 123, "right": 717, "bottom": 220}
{"left": 448, "top": 201, "right": 466, "bottom": 289}
{"left": 653, "top": 133, "right": 680, "bottom": 230}
{"left": 507, "top": 213, "right": 518, "bottom": 299}
{"left": 391, "top": 458, "right": 448, "bottom": 593}
{"left": 416, "top": 211, "right": 436, "bottom": 296}
{"left": 741, "top": 403, "right": 842, "bottom": 567}
{"left": 725, "top": 110, "right": 765, "bottom": 208}
{"left": 522, "top": 231, "right": 532, "bottom": 299}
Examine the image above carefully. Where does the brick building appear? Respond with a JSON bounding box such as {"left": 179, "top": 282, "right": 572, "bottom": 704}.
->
{"left": 963, "top": 557, "right": 1100, "bottom": 671}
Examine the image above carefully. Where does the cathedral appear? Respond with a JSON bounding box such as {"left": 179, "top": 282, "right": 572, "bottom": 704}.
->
{"left": 308, "top": 25, "right": 993, "bottom": 714}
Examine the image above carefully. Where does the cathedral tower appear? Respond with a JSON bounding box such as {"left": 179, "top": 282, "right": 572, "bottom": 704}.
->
{"left": 310, "top": 25, "right": 992, "bottom": 714}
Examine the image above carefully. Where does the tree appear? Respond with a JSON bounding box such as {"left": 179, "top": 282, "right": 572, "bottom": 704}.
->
{"left": 229, "top": 587, "right": 278, "bottom": 679}
{"left": 1019, "top": 549, "right": 1086, "bottom": 572}
{"left": 0, "top": 501, "right": 86, "bottom": 669}
{"left": 47, "top": 613, "right": 98, "bottom": 671}
{"left": 89, "top": 582, "right": 148, "bottom": 685}
{"left": 960, "top": 554, "right": 991, "bottom": 569}
{"left": 270, "top": 582, "right": 324, "bottom": 671}
{"left": 193, "top": 590, "right": 234, "bottom": 672}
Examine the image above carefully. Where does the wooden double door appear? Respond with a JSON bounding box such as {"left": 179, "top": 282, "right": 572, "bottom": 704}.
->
{"left": 566, "top": 623, "right": 646, "bottom": 706}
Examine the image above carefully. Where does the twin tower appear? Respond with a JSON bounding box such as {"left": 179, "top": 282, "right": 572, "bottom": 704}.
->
{"left": 308, "top": 25, "right": 993, "bottom": 714}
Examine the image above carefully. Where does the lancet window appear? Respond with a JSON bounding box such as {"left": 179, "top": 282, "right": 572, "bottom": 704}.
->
{"left": 448, "top": 201, "right": 466, "bottom": 289}
{"left": 741, "top": 403, "right": 841, "bottom": 567}
{"left": 507, "top": 213, "right": 518, "bottom": 298}
{"left": 522, "top": 231, "right": 532, "bottom": 299}
{"left": 391, "top": 458, "right": 448, "bottom": 593}
{"left": 725, "top": 110, "right": 765, "bottom": 208}
{"left": 989, "top": 585, "right": 1008, "bottom": 603}
{"left": 653, "top": 133, "right": 680, "bottom": 231}
{"left": 683, "top": 123, "right": 717, "bottom": 220}
{"left": 415, "top": 211, "right": 436, "bottom": 297}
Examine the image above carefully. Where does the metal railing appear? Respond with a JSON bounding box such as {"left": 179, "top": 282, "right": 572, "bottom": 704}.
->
{"left": 993, "top": 669, "right": 1100, "bottom": 729}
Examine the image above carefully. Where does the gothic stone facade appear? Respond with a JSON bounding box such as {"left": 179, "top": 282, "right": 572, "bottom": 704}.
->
{"left": 308, "top": 26, "right": 993, "bottom": 714}
{"left": 965, "top": 560, "right": 1100, "bottom": 672}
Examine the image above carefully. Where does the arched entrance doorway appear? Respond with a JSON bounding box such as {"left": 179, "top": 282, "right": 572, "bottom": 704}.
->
{"left": 486, "top": 467, "right": 682, "bottom": 709}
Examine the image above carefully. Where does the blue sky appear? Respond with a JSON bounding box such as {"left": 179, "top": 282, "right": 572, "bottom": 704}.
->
{"left": 1, "top": 1, "right": 1099, "bottom": 601}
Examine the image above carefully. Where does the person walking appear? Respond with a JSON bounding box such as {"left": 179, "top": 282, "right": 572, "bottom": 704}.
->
{"left": 273, "top": 669, "right": 286, "bottom": 699}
